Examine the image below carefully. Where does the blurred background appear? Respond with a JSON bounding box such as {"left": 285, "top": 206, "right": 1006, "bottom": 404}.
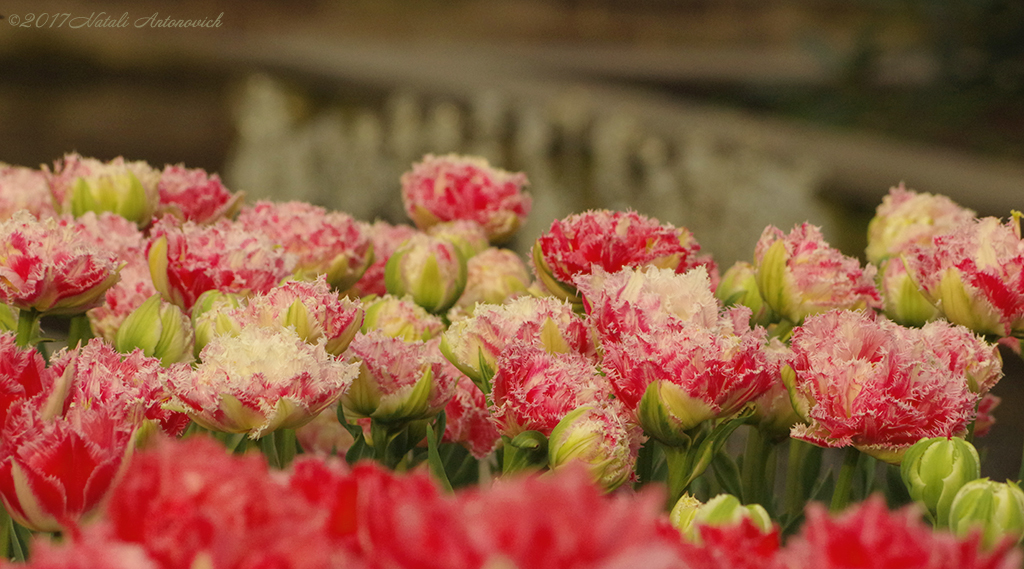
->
{"left": 2, "top": 0, "right": 1023, "bottom": 476}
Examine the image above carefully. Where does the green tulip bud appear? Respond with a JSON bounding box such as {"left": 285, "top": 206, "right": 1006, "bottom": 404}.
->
{"left": 114, "top": 294, "right": 194, "bottom": 366}
{"left": 385, "top": 234, "right": 467, "bottom": 314}
{"left": 671, "top": 493, "right": 772, "bottom": 543}
{"left": 900, "top": 436, "right": 980, "bottom": 526}
{"left": 948, "top": 479, "right": 1024, "bottom": 549}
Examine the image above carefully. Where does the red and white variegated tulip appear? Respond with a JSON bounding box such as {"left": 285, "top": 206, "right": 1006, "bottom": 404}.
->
{"left": 0, "top": 331, "right": 50, "bottom": 431}
{"left": 241, "top": 276, "right": 364, "bottom": 356}
{"left": 440, "top": 295, "right": 597, "bottom": 390}
{"left": 904, "top": 215, "right": 1024, "bottom": 337}
{"left": 453, "top": 247, "right": 531, "bottom": 311}
{"left": 489, "top": 341, "right": 612, "bottom": 438}
{"left": 786, "top": 310, "right": 978, "bottom": 463}
{"left": 442, "top": 375, "right": 501, "bottom": 460}
{"left": 164, "top": 325, "right": 357, "bottom": 438}
{"left": 0, "top": 211, "right": 121, "bottom": 316}
{"left": 146, "top": 215, "right": 294, "bottom": 313}
{"left": 401, "top": 153, "right": 531, "bottom": 244}
{"left": 575, "top": 265, "right": 721, "bottom": 344}
{"left": 865, "top": 184, "right": 976, "bottom": 265}
{"left": 532, "top": 209, "right": 701, "bottom": 302}
{"left": 754, "top": 223, "right": 880, "bottom": 324}
{"left": 426, "top": 220, "right": 490, "bottom": 260}
{"left": 341, "top": 331, "right": 458, "bottom": 424}
{"left": 783, "top": 496, "right": 1021, "bottom": 569}
{"left": 49, "top": 339, "right": 189, "bottom": 437}
{"left": 0, "top": 165, "right": 56, "bottom": 220}
{"left": 547, "top": 403, "right": 644, "bottom": 491}
{"left": 0, "top": 338, "right": 178, "bottom": 533}
{"left": 603, "top": 320, "right": 778, "bottom": 444}
{"left": 237, "top": 200, "right": 373, "bottom": 292}
{"left": 0, "top": 397, "right": 136, "bottom": 533}
{"left": 384, "top": 232, "right": 467, "bottom": 314}
{"left": 156, "top": 164, "right": 244, "bottom": 224}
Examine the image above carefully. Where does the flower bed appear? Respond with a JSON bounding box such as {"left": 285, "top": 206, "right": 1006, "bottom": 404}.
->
{"left": 0, "top": 154, "right": 1021, "bottom": 568}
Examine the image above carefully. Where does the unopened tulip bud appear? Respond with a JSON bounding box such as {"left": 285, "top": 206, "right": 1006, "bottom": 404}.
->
{"left": 426, "top": 220, "right": 490, "bottom": 260}
{"left": 638, "top": 380, "right": 715, "bottom": 446}
{"left": 900, "top": 436, "right": 980, "bottom": 526}
{"left": 48, "top": 154, "right": 160, "bottom": 226}
{"left": 362, "top": 294, "right": 445, "bottom": 341}
{"left": 190, "top": 290, "right": 244, "bottom": 358}
{"left": 672, "top": 493, "right": 772, "bottom": 543}
{"left": 547, "top": 405, "right": 638, "bottom": 491}
{"left": 717, "top": 261, "right": 772, "bottom": 327}
{"left": 454, "top": 247, "right": 531, "bottom": 311}
{"left": 385, "top": 234, "right": 467, "bottom": 314}
{"left": 948, "top": 478, "right": 1024, "bottom": 548}
{"left": 114, "top": 294, "right": 195, "bottom": 366}
{"left": 880, "top": 257, "right": 940, "bottom": 327}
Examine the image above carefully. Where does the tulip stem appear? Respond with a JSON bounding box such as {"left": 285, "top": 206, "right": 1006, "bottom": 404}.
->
{"left": 784, "top": 438, "right": 808, "bottom": 520}
{"left": 741, "top": 427, "right": 770, "bottom": 506}
{"left": 15, "top": 309, "right": 40, "bottom": 349}
{"left": 65, "top": 314, "right": 94, "bottom": 349}
{"left": 830, "top": 446, "right": 861, "bottom": 514}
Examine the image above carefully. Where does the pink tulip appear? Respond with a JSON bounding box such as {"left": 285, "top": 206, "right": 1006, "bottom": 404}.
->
{"left": 904, "top": 216, "right": 1024, "bottom": 337}
{"left": 157, "top": 164, "right": 244, "bottom": 224}
{"left": 0, "top": 211, "right": 121, "bottom": 316}
{"left": 401, "top": 153, "right": 531, "bottom": 243}
{"left": 533, "top": 209, "right": 701, "bottom": 302}
{"left": 237, "top": 201, "right": 373, "bottom": 292}
{"left": 146, "top": 215, "right": 294, "bottom": 312}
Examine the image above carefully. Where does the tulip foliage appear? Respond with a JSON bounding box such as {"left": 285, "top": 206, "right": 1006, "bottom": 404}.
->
{"left": 0, "top": 154, "right": 1021, "bottom": 568}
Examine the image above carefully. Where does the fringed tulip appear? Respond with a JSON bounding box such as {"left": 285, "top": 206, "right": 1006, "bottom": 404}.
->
{"left": 0, "top": 211, "right": 121, "bottom": 316}
{"left": 904, "top": 215, "right": 1024, "bottom": 337}
{"left": 547, "top": 404, "right": 643, "bottom": 491}
{"left": 489, "top": 342, "right": 612, "bottom": 438}
{"left": 348, "top": 220, "right": 418, "bottom": 298}
{"left": 385, "top": 233, "right": 467, "bottom": 314}
{"left": 146, "top": 215, "right": 294, "bottom": 312}
{"left": 0, "top": 399, "right": 136, "bottom": 533}
{"left": 865, "top": 184, "right": 976, "bottom": 265}
{"left": 533, "top": 209, "right": 701, "bottom": 303}
{"left": 156, "top": 164, "right": 244, "bottom": 224}
{"left": 401, "top": 153, "right": 531, "bottom": 243}
{"left": 426, "top": 219, "right": 490, "bottom": 260}
{"left": 237, "top": 201, "right": 373, "bottom": 292}
{"left": 440, "top": 295, "right": 596, "bottom": 392}
{"left": 442, "top": 375, "right": 501, "bottom": 460}
{"left": 786, "top": 310, "right": 978, "bottom": 462}
{"left": 575, "top": 265, "right": 721, "bottom": 344}
{"left": 361, "top": 294, "right": 445, "bottom": 341}
{"left": 341, "top": 331, "right": 457, "bottom": 424}
{"left": 105, "top": 436, "right": 338, "bottom": 569}
{"left": 453, "top": 247, "right": 531, "bottom": 311}
{"left": 603, "top": 323, "right": 778, "bottom": 444}
{"left": 0, "top": 165, "right": 56, "bottom": 220}
{"left": 242, "top": 276, "right": 364, "bottom": 356}
{"left": 784, "top": 496, "right": 1022, "bottom": 569}
{"left": 754, "top": 223, "right": 880, "bottom": 324}
{"left": 164, "top": 326, "right": 357, "bottom": 438}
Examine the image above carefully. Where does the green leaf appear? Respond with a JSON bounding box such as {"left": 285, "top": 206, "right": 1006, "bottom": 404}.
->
{"left": 712, "top": 448, "right": 743, "bottom": 498}
{"left": 426, "top": 422, "right": 453, "bottom": 492}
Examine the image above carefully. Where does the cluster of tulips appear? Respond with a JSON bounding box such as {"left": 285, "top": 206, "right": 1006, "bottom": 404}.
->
{"left": 0, "top": 151, "right": 1022, "bottom": 568}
